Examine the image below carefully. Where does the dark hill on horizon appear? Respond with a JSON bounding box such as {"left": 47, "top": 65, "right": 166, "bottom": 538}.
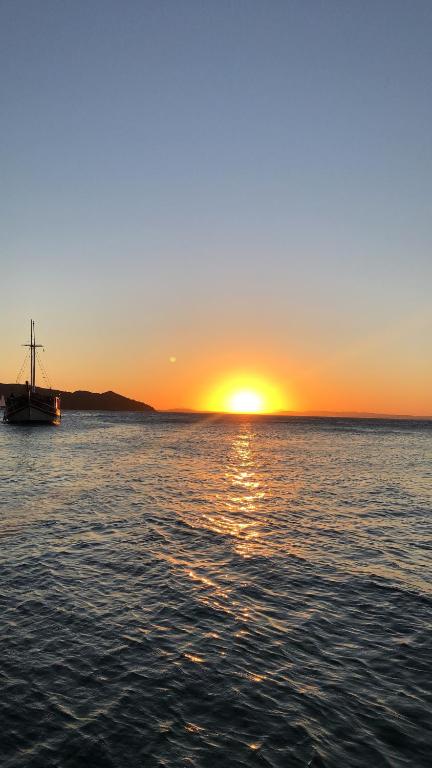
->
{"left": 0, "top": 384, "right": 155, "bottom": 412}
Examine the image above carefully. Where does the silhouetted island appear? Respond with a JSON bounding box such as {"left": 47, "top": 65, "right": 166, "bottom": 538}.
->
{"left": 0, "top": 384, "right": 155, "bottom": 412}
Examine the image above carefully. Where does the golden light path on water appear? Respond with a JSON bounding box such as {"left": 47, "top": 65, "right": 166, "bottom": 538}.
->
{"left": 176, "top": 423, "right": 266, "bottom": 639}
{"left": 161, "top": 414, "right": 307, "bottom": 572}
{"left": 189, "top": 420, "right": 304, "bottom": 560}
{"left": 215, "top": 426, "right": 265, "bottom": 557}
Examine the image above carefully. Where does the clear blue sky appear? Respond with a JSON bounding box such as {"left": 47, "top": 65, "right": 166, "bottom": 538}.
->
{"left": 1, "top": 1, "right": 431, "bottom": 413}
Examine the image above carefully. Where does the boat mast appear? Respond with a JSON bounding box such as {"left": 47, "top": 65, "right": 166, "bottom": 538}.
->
{"left": 32, "top": 320, "right": 36, "bottom": 391}
{"left": 23, "top": 320, "right": 43, "bottom": 393}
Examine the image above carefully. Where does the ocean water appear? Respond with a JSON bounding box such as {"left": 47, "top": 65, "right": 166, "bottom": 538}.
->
{"left": 0, "top": 412, "right": 431, "bottom": 768}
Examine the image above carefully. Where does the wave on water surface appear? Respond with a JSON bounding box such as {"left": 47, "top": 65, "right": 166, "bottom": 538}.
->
{"left": 0, "top": 413, "right": 431, "bottom": 767}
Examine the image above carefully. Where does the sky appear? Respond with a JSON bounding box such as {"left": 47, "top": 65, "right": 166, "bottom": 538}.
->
{"left": 1, "top": 0, "right": 431, "bottom": 414}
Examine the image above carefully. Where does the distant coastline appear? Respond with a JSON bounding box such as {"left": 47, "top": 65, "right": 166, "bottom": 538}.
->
{"left": 0, "top": 384, "right": 155, "bottom": 412}
{"left": 166, "top": 408, "right": 430, "bottom": 420}
{"left": 276, "top": 410, "right": 421, "bottom": 420}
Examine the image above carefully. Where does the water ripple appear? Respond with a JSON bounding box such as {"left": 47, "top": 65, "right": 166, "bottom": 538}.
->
{"left": 0, "top": 413, "right": 431, "bottom": 767}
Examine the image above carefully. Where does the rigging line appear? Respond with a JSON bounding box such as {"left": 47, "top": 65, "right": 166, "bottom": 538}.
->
{"left": 15, "top": 350, "right": 30, "bottom": 384}
{"left": 36, "top": 350, "right": 52, "bottom": 389}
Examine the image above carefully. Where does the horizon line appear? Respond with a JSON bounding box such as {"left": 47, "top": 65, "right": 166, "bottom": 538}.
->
{"left": 163, "top": 408, "right": 432, "bottom": 420}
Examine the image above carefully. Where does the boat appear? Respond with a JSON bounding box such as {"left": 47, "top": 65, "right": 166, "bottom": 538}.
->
{"left": 3, "top": 321, "right": 61, "bottom": 425}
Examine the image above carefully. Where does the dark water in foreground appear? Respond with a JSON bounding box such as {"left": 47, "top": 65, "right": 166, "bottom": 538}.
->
{"left": 0, "top": 412, "right": 431, "bottom": 768}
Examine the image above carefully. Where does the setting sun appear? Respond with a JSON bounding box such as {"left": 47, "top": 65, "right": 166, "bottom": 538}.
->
{"left": 203, "top": 374, "right": 290, "bottom": 414}
{"left": 228, "top": 390, "right": 264, "bottom": 413}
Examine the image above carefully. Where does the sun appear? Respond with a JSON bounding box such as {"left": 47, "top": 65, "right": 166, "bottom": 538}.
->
{"left": 228, "top": 389, "right": 263, "bottom": 413}
{"left": 203, "top": 374, "right": 289, "bottom": 414}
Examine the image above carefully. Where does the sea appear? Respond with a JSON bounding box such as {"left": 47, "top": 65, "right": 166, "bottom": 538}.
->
{"left": 0, "top": 412, "right": 431, "bottom": 768}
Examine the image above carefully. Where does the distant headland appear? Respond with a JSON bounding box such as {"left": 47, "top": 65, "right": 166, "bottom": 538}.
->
{"left": 166, "top": 408, "right": 426, "bottom": 419}
{"left": 0, "top": 384, "right": 155, "bottom": 412}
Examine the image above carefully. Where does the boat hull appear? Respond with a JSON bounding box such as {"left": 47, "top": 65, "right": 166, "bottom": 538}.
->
{"left": 3, "top": 394, "right": 61, "bottom": 425}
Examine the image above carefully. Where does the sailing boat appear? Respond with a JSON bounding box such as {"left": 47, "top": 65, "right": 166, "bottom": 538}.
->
{"left": 3, "top": 321, "right": 61, "bottom": 425}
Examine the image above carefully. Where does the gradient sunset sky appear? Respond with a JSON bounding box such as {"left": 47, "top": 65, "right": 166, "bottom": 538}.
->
{"left": 1, "top": 1, "right": 431, "bottom": 415}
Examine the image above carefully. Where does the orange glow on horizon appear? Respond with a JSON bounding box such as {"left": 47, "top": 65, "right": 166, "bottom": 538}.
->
{"left": 9, "top": 322, "right": 428, "bottom": 416}
{"left": 203, "top": 374, "right": 290, "bottom": 414}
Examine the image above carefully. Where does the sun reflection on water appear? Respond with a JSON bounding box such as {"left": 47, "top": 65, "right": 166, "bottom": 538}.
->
{"left": 179, "top": 423, "right": 269, "bottom": 620}
{"left": 210, "top": 424, "right": 266, "bottom": 557}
